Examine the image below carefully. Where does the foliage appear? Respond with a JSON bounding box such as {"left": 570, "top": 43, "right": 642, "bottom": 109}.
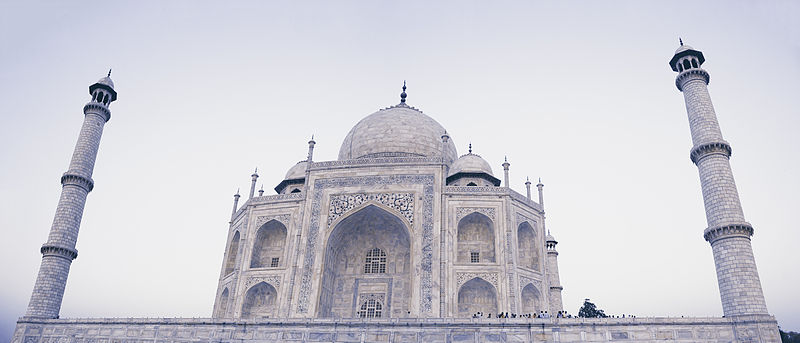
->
{"left": 577, "top": 299, "right": 607, "bottom": 318}
{"left": 781, "top": 329, "right": 800, "bottom": 343}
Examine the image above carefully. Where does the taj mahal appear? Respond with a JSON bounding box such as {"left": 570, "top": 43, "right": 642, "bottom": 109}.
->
{"left": 11, "top": 44, "right": 781, "bottom": 342}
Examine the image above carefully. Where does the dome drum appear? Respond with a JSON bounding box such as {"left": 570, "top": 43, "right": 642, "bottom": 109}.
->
{"left": 446, "top": 172, "right": 501, "bottom": 187}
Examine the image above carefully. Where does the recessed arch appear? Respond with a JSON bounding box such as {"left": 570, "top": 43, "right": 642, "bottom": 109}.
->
{"left": 520, "top": 283, "right": 541, "bottom": 316}
{"left": 457, "top": 277, "right": 497, "bottom": 317}
{"left": 317, "top": 204, "right": 411, "bottom": 318}
{"left": 457, "top": 212, "right": 495, "bottom": 263}
{"left": 215, "top": 288, "right": 229, "bottom": 318}
{"left": 241, "top": 282, "right": 278, "bottom": 319}
{"left": 683, "top": 59, "right": 691, "bottom": 70}
{"left": 250, "top": 220, "right": 287, "bottom": 268}
{"left": 517, "top": 221, "right": 539, "bottom": 270}
{"left": 224, "top": 231, "right": 240, "bottom": 275}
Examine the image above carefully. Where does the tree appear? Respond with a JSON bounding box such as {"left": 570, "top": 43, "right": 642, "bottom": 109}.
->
{"left": 578, "top": 298, "right": 608, "bottom": 318}
{"left": 781, "top": 328, "right": 800, "bottom": 343}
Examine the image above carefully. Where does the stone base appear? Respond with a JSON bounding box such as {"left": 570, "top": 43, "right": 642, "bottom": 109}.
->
{"left": 13, "top": 315, "right": 780, "bottom": 342}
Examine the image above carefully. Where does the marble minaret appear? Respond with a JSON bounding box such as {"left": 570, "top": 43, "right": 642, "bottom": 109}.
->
{"left": 24, "top": 73, "right": 117, "bottom": 318}
{"left": 671, "top": 43, "right": 769, "bottom": 316}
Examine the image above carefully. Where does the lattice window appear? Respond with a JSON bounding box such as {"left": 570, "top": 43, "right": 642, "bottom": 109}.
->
{"left": 270, "top": 257, "right": 279, "bottom": 268}
{"left": 357, "top": 299, "right": 383, "bottom": 318}
{"left": 470, "top": 251, "right": 480, "bottom": 263}
{"left": 364, "top": 248, "right": 387, "bottom": 274}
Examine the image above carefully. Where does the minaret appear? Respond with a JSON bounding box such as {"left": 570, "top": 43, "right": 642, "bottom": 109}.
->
{"left": 671, "top": 43, "right": 769, "bottom": 316}
{"left": 249, "top": 168, "right": 258, "bottom": 199}
{"left": 307, "top": 135, "right": 316, "bottom": 162}
{"left": 230, "top": 189, "right": 240, "bottom": 222}
{"left": 24, "top": 73, "right": 117, "bottom": 319}
{"left": 545, "top": 232, "right": 563, "bottom": 313}
{"left": 502, "top": 157, "right": 510, "bottom": 188}
{"left": 525, "top": 177, "right": 532, "bottom": 200}
{"left": 536, "top": 178, "right": 544, "bottom": 207}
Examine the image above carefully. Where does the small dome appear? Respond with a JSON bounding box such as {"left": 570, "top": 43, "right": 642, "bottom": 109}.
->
{"left": 96, "top": 76, "right": 115, "bottom": 89}
{"left": 449, "top": 153, "right": 493, "bottom": 177}
{"left": 674, "top": 44, "right": 694, "bottom": 54}
{"left": 338, "top": 105, "right": 457, "bottom": 162}
{"left": 284, "top": 161, "right": 308, "bottom": 180}
{"left": 546, "top": 233, "right": 557, "bottom": 242}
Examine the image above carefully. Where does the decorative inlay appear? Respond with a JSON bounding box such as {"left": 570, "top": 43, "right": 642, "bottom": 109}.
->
{"left": 297, "top": 174, "right": 435, "bottom": 314}
{"left": 456, "top": 272, "right": 498, "bottom": 290}
{"left": 446, "top": 186, "right": 507, "bottom": 194}
{"left": 455, "top": 207, "right": 495, "bottom": 222}
{"left": 704, "top": 223, "right": 754, "bottom": 243}
{"left": 690, "top": 141, "right": 732, "bottom": 164}
{"left": 358, "top": 293, "right": 386, "bottom": 304}
{"left": 328, "top": 193, "right": 414, "bottom": 226}
{"left": 309, "top": 157, "right": 447, "bottom": 171}
{"left": 245, "top": 275, "right": 282, "bottom": 290}
{"left": 249, "top": 193, "right": 305, "bottom": 205}
{"left": 255, "top": 214, "right": 292, "bottom": 229}
{"left": 676, "top": 68, "right": 710, "bottom": 91}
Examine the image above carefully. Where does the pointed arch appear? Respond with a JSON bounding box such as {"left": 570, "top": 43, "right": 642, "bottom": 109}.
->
{"left": 250, "top": 219, "right": 287, "bottom": 268}
{"left": 317, "top": 204, "right": 411, "bottom": 318}
{"left": 457, "top": 212, "right": 495, "bottom": 263}
{"left": 457, "top": 277, "right": 498, "bottom": 317}
{"left": 241, "top": 282, "right": 278, "bottom": 319}
{"left": 224, "top": 231, "right": 240, "bottom": 275}
{"left": 520, "top": 283, "right": 541, "bottom": 316}
{"left": 517, "top": 221, "right": 539, "bottom": 270}
{"left": 215, "top": 288, "right": 229, "bottom": 318}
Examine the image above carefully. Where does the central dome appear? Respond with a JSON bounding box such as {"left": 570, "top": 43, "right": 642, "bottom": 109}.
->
{"left": 338, "top": 104, "right": 458, "bottom": 162}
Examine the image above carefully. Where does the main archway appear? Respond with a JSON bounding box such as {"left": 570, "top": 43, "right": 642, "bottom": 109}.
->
{"left": 317, "top": 204, "right": 412, "bottom": 318}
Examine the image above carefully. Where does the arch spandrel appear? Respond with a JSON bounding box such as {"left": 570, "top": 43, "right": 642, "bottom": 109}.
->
{"left": 327, "top": 192, "right": 415, "bottom": 229}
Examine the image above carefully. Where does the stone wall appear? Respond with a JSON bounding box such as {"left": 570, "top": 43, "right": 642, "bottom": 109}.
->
{"left": 13, "top": 315, "right": 780, "bottom": 342}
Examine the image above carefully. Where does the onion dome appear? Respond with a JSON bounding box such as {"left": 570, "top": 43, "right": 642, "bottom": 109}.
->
{"left": 446, "top": 145, "right": 501, "bottom": 186}
{"left": 338, "top": 105, "right": 457, "bottom": 162}
{"left": 274, "top": 161, "right": 307, "bottom": 194}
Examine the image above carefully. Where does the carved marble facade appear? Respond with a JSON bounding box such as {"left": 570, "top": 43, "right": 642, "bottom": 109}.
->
{"left": 212, "top": 102, "right": 562, "bottom": 320}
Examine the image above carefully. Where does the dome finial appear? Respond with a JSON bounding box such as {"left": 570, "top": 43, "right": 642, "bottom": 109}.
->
{"left": 679, "top": 37, "right": 683, "bottom": 46}
{"left": 107, "top": 68, "right": 112, "bottom": 77}
{"left": 468, "top": 143, "right": 472, "bottom": 154}
{"left": 400, "top": 80, "right": 407, "bottom": 103}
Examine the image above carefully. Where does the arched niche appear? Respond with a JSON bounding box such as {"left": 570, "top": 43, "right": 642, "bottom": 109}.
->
{"left": 317, "top": 204, "right": 411, "bottom": 318}
{"left": 520, "top": 283, "right": 541, "bottom": 316}
{"left": 241, "top": 282, "right": 278, "bottom": 319}
{"left": 250, "top": 220, "right": 287, "bottom": 268}
{"left": 457, "top": 278, "right": 498, "bottom": 317}
{"left": 517, "top": 222, "right": 539, "bottom": 270}
{"left": 224, "top": 231, "right": 240, "bottom": 275}
{"left": 457, "top": 212, "right": 495, "bottom": 263}
{"left": 215, "top": 288, "right": 229, "bottom": 318}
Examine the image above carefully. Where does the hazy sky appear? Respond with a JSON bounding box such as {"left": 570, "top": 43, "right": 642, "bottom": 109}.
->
{"left": 1, "top": 1, "right": 798, "bottom": 340}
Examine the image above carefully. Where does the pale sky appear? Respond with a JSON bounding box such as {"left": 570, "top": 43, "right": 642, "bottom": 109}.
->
{"left": 1, "top": 1, "right": 798, "bottom": 340}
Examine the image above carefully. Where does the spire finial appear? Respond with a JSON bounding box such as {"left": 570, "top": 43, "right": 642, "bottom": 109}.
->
{"left": 468, "top": 143, "right": 472, "bottom": 154}
{"left": 504, "top": 156, "right": 508, "bottom": 162}
{"left": 235, "top": 188, "right": 240, "bottom": 195}
{"left": 679, "top": 38, "right": 683, "bottom": 46}
{"left": 107, "top": 68, "right": 112, "bottom": 77}
{"left": 400, "top": 80, "right": 407, "bottom": 103}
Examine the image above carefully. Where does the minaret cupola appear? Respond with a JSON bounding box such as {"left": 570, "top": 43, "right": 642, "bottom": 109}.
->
{"left": 669, "top": 39, "right": 705, "bottom": 73}
{"left": 89, "top": 70, "right": 118, "bottom": 106}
